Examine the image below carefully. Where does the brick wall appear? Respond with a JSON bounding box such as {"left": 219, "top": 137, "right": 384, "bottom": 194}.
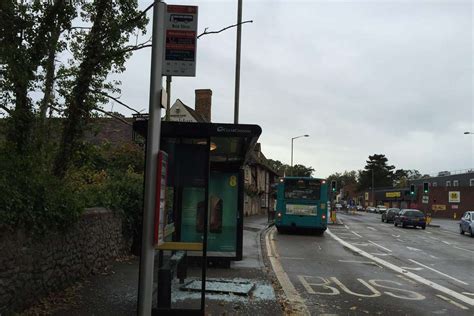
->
{"left": 414, "top": 186, "right": 474, "bottom": 219}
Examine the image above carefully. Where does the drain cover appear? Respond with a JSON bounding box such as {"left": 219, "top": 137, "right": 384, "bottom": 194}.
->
{"left": 181, "top": 279, "right": 255, "bottom": 296}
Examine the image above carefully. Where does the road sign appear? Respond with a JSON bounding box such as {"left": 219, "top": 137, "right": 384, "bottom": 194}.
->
{"left": 422, "top": 195, "right": 429, "bottom": 204}
{"left": 163, "top": 5, "right": 198, "bottom": 77}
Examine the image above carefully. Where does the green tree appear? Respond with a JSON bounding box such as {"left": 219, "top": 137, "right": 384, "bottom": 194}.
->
{"left": 327, "top": 170, "right": 358, "bottom": 192}
{"left": 358, "top": 154, "right": 395, "bottom": 191}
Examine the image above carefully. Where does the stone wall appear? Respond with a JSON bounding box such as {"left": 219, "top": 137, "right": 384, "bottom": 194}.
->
{"left": 0, "top": 208, "right": 123, "bottom": 314}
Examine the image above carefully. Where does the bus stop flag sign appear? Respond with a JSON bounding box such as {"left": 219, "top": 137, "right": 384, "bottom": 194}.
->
{"left": 163, "top": 5, "right": 198, "bottom": 77}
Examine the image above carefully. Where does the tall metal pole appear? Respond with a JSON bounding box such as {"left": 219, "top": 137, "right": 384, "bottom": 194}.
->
{"left": 165, "top": 75, "right": 172, "bottom": 121}
{"left": 291, "top": 138, "right": 294, "bottom": 168}
{"left": 137, "top": 1, "right": 165, "bottom": 315}
{"left": 234, "top": 0, "right": 242, "bottom": 124}
{"left": 371, "top": 168, "right": 375, "bottom": 206}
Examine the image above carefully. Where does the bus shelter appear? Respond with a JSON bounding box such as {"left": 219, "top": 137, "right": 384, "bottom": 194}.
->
{"left": 133, "top": 120, "right": 261, "bottom": 314}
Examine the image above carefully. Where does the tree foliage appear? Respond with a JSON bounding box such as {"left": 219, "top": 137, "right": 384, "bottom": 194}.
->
{"left": 0, "top": 1, "right": 149, "bottom": 237}
{"left": 266, "top": 159, "right": 315, "bottom": 177}
{"left": 357, "top": 154, "right": 395, "bottom": 191}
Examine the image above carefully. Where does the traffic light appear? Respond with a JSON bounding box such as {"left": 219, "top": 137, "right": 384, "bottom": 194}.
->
{"left": 410, "top": 184, "right": 415, "bottom": 195}
{"left": 423, "top": 182, "right": 429, "bottom": 194}
{"left": 331, "top": 180, "right": 337, "bottom": 192}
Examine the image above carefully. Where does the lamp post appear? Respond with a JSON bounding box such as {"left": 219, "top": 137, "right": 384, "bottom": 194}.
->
{"left": 291, "top": 134, "right": 309, "bottom": 168}
{"left": 371, "top": 168, "right": 375, "bottom": 206}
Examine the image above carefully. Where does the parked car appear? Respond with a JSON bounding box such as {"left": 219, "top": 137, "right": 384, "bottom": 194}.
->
{"left": 356, "top": 205, "right": 364, "bottom": 211}
{"left": 376, "top": 205, "right": 387, "bottom": 214}
{"left": 335, "top": 204, "right": 343, "bottom": 211}
{"left": 394, "top": 209, "right": 426, "bottom": 229}
{"left": 366, "top": 206, "right": 376, "bottom": 213}
{"left": 382, "top": 208, "right": 400, "bottom": 223}
{"left": 459, "top": 211, "right": 474, "bottom": 237}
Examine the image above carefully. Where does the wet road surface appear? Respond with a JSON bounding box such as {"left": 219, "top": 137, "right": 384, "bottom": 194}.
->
{"left": 269, "top": 211, "right": 474, "bottom": 315}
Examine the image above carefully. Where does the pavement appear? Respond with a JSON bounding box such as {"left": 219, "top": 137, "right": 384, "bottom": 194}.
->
{"left": 25, "top": 214, "right": 282, "bottom": 316}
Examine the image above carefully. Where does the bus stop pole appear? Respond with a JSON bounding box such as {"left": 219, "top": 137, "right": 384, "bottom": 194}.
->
{"left": 138, "top": 1, "right": 165, "bottom": 315}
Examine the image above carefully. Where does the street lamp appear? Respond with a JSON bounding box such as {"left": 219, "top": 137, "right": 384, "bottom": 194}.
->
{"left": 291, "top": 134, "right": 309, "bottom": 168}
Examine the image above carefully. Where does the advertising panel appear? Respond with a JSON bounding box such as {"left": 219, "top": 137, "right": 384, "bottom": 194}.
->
{"left": 432, "top": 204, "right": 446, "bottom": 211}
{"left": 286, "top": 204, "right": 317, "bottom": 216}
{"left": 180, "top": 172, "right": 238, "bottom": 255}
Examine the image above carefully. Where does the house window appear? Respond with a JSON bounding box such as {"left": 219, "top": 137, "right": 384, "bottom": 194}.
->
{"left": 432, "top": 182, "right": 437, "bottom": 187}
{"left": 470, "top": 179, "right": 474, "bottom": 187}
{"left": 453, "top": 180, "right": 459, "bottom": 187}
{"left": 446, "top": 181, "right": 451, "bottom": 187}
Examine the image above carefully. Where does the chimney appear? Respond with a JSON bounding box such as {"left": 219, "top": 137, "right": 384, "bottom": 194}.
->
{"left": 195, "top": 89, "right": 212, "bottom": 122}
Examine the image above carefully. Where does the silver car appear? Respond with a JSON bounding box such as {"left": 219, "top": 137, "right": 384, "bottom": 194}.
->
{"left": 459, "top": 211, "right": 474, "bottom": 237}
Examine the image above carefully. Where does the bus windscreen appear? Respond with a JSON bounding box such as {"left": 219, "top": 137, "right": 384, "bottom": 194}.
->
{"left": 284, "top": 179, "right": 321, "bottom": 200}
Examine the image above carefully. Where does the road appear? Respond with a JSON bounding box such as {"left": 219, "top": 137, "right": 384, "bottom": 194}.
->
{"left": 268, "top": 211, "right": 474, "bottom": 315}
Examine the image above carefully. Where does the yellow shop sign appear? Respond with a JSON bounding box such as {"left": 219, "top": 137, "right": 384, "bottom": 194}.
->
{"left": 385, "top": 192, "right": 401, "bottom": 198}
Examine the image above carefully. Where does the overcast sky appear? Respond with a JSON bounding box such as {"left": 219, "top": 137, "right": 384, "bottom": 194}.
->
{"left": 110, "top": 0, "right": 473, "bottom": 178}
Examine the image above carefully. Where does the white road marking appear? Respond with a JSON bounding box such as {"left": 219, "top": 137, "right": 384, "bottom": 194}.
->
{"left": 397, "top": 274, "right": 418, "bottom": 285}
{"left": 408, "top": 259, "right": 469, "bottom": 286}
{"left": 425, "top": 231, "right": 432, "bottom": 234}
{"left": 406, "top": 246, "right": 422, "bottom": 252}
{"left": 462, "top": 292, "right": 474, "bottom": 297}
{"left": 441, "top": 241, "right": 451, "bottom": 245}
{"left": 265, "top": 228, "right": 310, "bottom": 315}
{"left": 351, "top": 231, "right": 362, "bottom": 238}
{"left": 344, "top": 225, "right": 350, "bottom": 229}
{"left": 396, "top": 239, "right": 405, "bottom": 243}
{"left": 367, "top": 227, "right": 377, "bottom": 231}
{"left": 429, "top": 255, "right": 439, "bottom": 259}
{"left": 368, "top": 241, "right": 392, "bottom": 253}
{"left": 454, "top": 246, "right": 474, "bottom": 254}
{"left": 338, "top": 260, "right": 382, "bottom": 268}
{"left": 327, "top": 229, "right": 474, "bottom": 307}
{"left": 436, "top": 294, "right": 469, "bottom": 310}
{"left": 351, "top": 242, "right": 370, "bottom": 246}
{"left": 370, "top": 253, "right": 392, "bottom": 256}
{"left": 280, "top": 257, "right": 306, "bottom": 260}
{"left": 331, "top": 277, "right": 381, "bottom": 298}
{"left": 401, "top": 267, "right": 423, "bottom": 271}
{"left": 392, "top": 234, "right": 400, "bottom": 238}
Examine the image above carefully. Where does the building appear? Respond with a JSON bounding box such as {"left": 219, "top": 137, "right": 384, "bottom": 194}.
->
{"left": 360, "top": 169, "right": 474, "bottom": 219}
{"left": 243, "top": 143, "right": 279, "bottom": 216}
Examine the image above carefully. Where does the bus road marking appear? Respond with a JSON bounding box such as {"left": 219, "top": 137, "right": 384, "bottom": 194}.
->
{"left": 436, "top": 294, "right": 469, "bottom": 310}
{"left": 397, "top": 274, "right": 418, "bottom": 285}
{"left": 367, "top": 227, "right": 377, "bottom": 231}
{"left": 462, "top": 292, "right": 474, "bottom": 297}
{"left": 327, "top": 228, "right": 474, "bottom": 306}
{"left": 408, "top": 259, "right": 468, "bottom": 286}
{"left": 298, "top": 275, "right": 425, "bottom": 300}
{"left": 351, "top": 231, "right": 362, "bottom": 238}
{"left": 265, "top": 228, "right": 310, "bottom": 315}
{"left": 368, "top": 241, "right": 392, "bottom": 253}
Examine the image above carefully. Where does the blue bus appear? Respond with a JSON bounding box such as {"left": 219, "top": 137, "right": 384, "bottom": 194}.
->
{"left": 275, "top": 177, "right": 328, "bottom": 235}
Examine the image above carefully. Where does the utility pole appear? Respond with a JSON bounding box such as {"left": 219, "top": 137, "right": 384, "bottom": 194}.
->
{"left": 165, "top": 75, "right": 172, "bottom": 120}
{"left": 137, "top": 1, "right": 165, "bottom": 315}
{"left": 234, "top": 0, "right": 242, "bottom": 124}
{"left": 372, "top": 168, "right": 375, "bottom": 206}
